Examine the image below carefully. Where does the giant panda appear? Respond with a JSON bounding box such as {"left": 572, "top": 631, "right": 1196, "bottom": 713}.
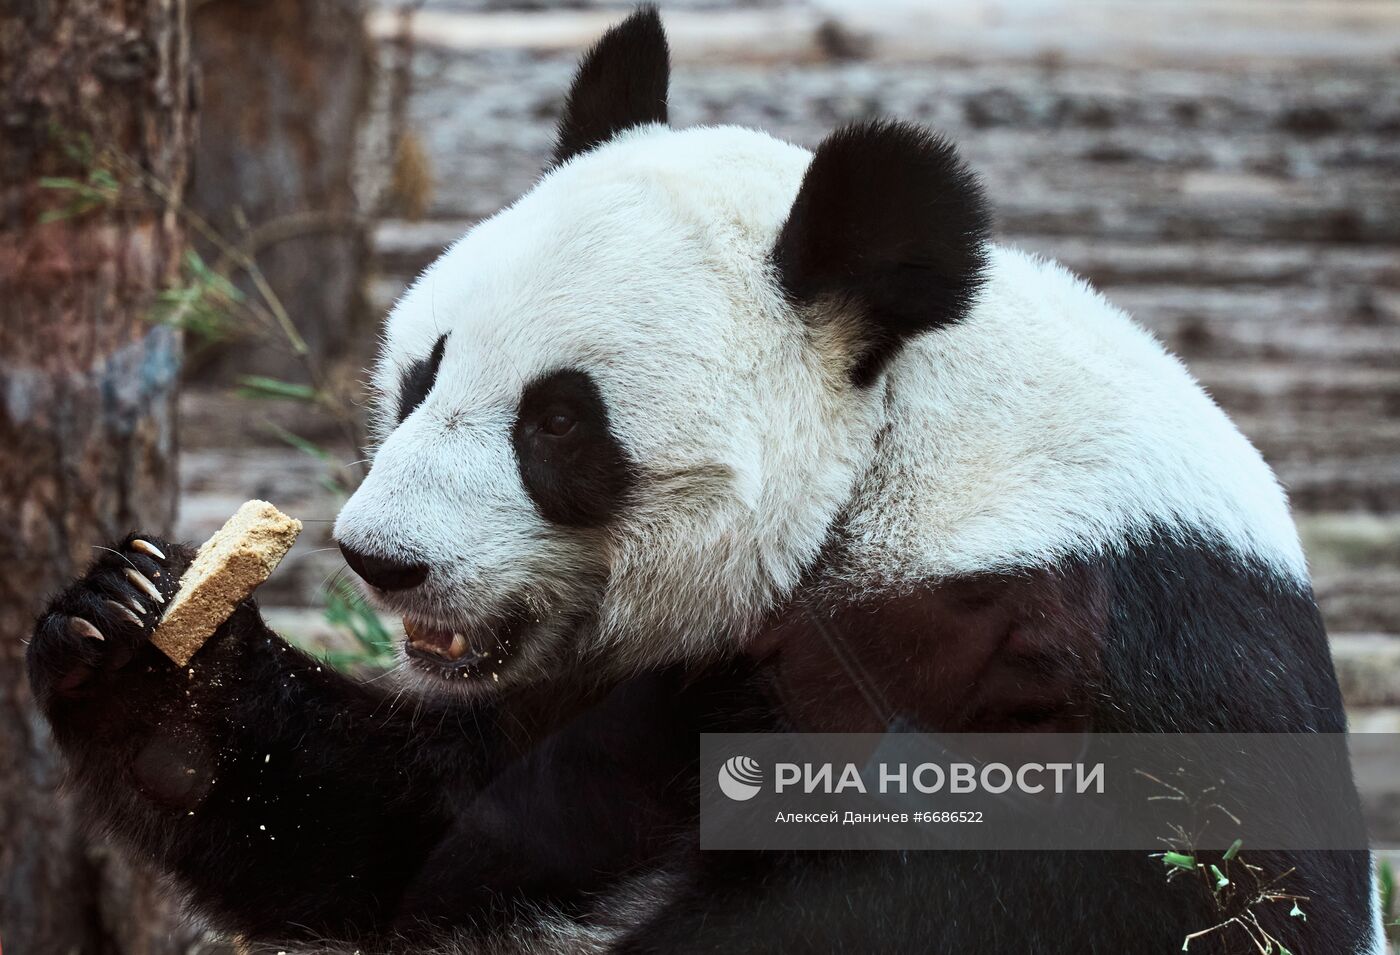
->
{"left": 27, "top": 7, "right": 1380, "bottom": 954}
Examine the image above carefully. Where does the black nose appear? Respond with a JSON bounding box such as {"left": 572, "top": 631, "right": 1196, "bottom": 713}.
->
{"left": 339, "top": 543, "right": 429, "bottom": 591}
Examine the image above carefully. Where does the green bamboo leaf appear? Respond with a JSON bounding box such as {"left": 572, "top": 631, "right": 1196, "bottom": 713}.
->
{"left": 237, "top": 375, "right": 319, "bottom": 402}
{"left": 261, "top": 421, "right": 335, "bottom": 463}
{"left": 322, "top": 575, "right": 396, "bottom": 668}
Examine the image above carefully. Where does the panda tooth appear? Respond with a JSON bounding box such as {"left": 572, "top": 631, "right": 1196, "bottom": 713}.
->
{"left": 124, "top": 568, "right": 164, "bottom": 603}
{"left": 447, "top": 633, "right": 468, "bottom": 660}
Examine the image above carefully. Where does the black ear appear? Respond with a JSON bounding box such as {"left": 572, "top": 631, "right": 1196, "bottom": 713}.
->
{"left": 772, "top": 120, "right": 991, "bottom": 386}
{"left": 551, "top": 6, "right": 670, "bottom": 167}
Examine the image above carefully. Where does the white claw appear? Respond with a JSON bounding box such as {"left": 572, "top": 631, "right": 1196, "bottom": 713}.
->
{"left": 123, "top": 595, "right": 145, "bottom": 617}
{"left": 124, "top": 567, "right": 164, "bottom": 604}
{"left": 130, "top": 539, "right": 166, "bottom": 561}
{"left": 105, "top": 599, "right": 143, "bottom": 627}
{"left": 69, "top": 617, "right": 105, "bottom": 641}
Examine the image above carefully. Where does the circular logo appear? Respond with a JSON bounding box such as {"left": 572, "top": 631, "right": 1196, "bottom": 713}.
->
{"left": 718, "top": 755, "right": 764, "bottom": 801}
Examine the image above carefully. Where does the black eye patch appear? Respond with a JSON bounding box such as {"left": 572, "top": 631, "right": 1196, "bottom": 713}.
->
{"left": 398, "top": 334, "right": 448, "bottom": 422}
{"left": 512, "top": 369, "right": 636, "bottom": 527}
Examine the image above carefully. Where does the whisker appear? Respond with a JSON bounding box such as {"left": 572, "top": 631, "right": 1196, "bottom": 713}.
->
{"left": 282, "top": 546, "right": 341, "bottom": 568}
{"left": 366, "top": 677, "right": 404, "bottom": 720}
{"left": 93, "top": 545, "right": 137, "bottom": 569}
{"left": 318, "top": 563, "right": 351, "bottom": 594}
{"left": 362, "top": 665, "right": 403, "bottom": 687}
{"left": 432, "top": 702, "right": 452, "bottom": 738}
{"left": 381, "top": 679, "right": 419, "bottom": 726}
{"left": 375, "top": 686, "right": 406, "bottom": 723}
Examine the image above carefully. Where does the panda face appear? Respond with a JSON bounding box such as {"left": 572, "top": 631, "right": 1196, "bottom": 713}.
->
{"left": 336, "top": 128, "right": 873, "bottom": 691}
{"left": 334, "top": 10, "right": 991, "bottom": 694}
{"left": 335, "top": 126, "right": 875, "bottom": 692}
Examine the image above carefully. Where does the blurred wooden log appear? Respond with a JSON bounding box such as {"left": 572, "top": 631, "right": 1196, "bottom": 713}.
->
{"left": 189, "top": 0, "right": 373, "bottom": 381}
{"left": 0, "top": 0, "right": 207, "bottom": 952}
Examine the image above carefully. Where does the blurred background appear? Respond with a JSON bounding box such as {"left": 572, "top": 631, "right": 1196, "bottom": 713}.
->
{"left": 2, "top": 0, "right": 1397, "bottom": 951}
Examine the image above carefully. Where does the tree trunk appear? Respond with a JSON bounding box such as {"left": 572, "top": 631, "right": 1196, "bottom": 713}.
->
{"left": 190, "top": 0, "right": 372, "bottom": 382}
{"left": 0, "top": 1, "right": 200, "bottom": 952}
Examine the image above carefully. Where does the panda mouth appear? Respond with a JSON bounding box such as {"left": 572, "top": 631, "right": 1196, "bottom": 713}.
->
{"left": 402, "top": 612, "right": 527, "bottom": 681}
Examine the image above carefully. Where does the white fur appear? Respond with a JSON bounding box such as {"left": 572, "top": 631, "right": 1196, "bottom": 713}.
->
{"left": 336, "top": 121, "right": 1307, "bottom": 685}
{"left": 1367, "top": 859, "right": 1389, "bottom": 955}
{"left": 834, "top": 244, "right": 1307, "bottom": 589}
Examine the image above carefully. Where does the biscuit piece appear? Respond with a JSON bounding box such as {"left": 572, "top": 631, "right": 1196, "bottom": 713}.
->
{"left": 151, "top": 500, "right": 302, "bottom": 665}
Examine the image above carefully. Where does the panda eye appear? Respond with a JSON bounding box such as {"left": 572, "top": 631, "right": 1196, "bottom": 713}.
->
{"left": 513, "top": 368, "right": 635, "bottom": 527}
{"left": 540, "top": 413, "right": 576, "bottom": 437}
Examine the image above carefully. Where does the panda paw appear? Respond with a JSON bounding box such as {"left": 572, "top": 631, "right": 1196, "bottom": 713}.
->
{"left": 28, "top": 534, "right": 191, "bottom": 707}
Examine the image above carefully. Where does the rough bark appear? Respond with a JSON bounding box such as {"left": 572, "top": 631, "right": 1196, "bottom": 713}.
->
{"left": 190, "top": 0, "right": 372, "bottom": 381}
{"left": 0, "top": 0, "right": 200, "bottom": 951}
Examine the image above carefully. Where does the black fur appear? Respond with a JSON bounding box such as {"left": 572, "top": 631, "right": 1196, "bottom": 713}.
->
{"left": 26, "top": 535, "right": 768, "bottom": 947}
{"left": 513, "top": 368, "right": 638, "bottom": 527}
{"left": 27, "top": 529, "right": 1373, "bottom": 952}
{"left": 398, "top": 333, "right": 448, "bottom": 423}
{"left": 772, "top": 119, "right": 992, "bottom": 386}
{"left": 551, "top": 6, "right": 670, "bottom": 167}
{"left": 616, "top": 530, "right": 1373, "bottom": 954}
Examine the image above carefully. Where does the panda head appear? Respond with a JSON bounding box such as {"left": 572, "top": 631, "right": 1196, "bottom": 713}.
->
{"left": 334, "top": 7, "right": 989, "bottom": 693}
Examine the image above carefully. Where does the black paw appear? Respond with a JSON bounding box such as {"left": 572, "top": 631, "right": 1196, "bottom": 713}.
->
{"left": 28, "top": 534, "right": 192, "bottom": 707}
